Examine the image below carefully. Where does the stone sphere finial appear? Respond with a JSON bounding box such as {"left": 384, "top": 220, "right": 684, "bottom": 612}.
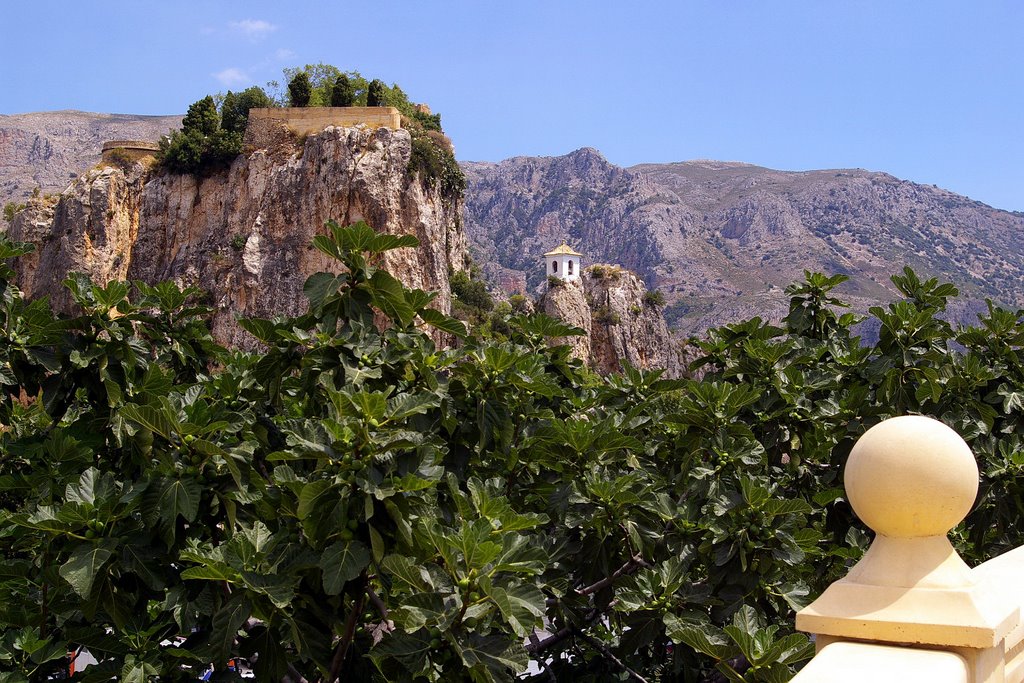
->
{"left": 845, "top": 415, "right": 978, "bottom": 538}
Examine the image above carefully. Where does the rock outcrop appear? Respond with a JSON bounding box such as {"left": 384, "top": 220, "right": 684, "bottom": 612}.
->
{"left": 10, "top": 164, "right": 146, "bottom": 311}
{"left": 12, "top": 124, "right": 467, "bottom": 348}
{"left": 0, "top": 111, "right": 182, "bottom": 211}
{"left": 540, "top": 266, "right": 682, "bottom": 377}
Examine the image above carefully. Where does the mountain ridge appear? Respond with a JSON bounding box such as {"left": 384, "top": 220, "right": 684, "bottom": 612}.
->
{"left": 462, "top": 147, "right": 1024, "bottom": 338}
{"left": 3, "top": 111, "right": 1022, "bottom": 342}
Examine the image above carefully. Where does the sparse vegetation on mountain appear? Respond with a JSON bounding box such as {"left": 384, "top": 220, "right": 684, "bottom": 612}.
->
{"left": 644, "top": 289, "right": 666, "bottom": 307}
{"left": 3, "top": 201, "right": 25, "bottom": 224}
{"left": 102, "top": 147, "right": 135, "bottom": 173}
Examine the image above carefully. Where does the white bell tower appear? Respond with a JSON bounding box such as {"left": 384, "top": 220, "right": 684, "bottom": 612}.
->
{"left": 544, "top": 242, "right": 583, "bottom": 283}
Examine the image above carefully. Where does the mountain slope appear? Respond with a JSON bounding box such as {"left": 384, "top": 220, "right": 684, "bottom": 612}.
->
{"left": 0, "top": 110, "right": 182, "bottom": 209}
{"left": 463, "top": 151, "right": 1024, "bottom": 336}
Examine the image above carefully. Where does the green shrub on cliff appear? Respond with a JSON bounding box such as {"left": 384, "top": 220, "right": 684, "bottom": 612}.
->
{"left": 221, "top": 86, "right": 274, "bottom": 134}
{"left": 288, "top": 72, "right": 312, "bottom": 107}
{"left": 408, "top": 130, "right": 466, "bottom": 198}
{"left": 158, "top": 95, "right": 243, "bottom": 175}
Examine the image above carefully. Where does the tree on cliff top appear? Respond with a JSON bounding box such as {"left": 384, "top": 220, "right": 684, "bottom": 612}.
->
{"left": 159, "top": 95, "right": 242, "bottom": 175}
{"left": 366, "top": 79, "right": 386, "bottom": 107}
{"left": 221, "top": 86, "right": 273, "bottom": 134}
{"left": 288, "top": 72, "right": 312, "bottom": 107}
{"left": 181, "top": 95, "right": 219, "bottom": 136}
{"left": 331, "top": 74, "right": 355, "bottom": 107}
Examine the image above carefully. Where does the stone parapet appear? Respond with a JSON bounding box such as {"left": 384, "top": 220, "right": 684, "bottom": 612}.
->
{"left": 248, "top": 106, "right": 401, "bottom": 136}
{"left": 101, "top": 140, "right": 160, "bottom": 163}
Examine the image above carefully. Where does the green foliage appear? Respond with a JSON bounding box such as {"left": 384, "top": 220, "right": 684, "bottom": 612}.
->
{"left": 3, "top": 201, "right": 26, "bottom": 224}
{"left": 367, "top": 79, "right": 386, "bottom": 107}
{"left": 288, "top": 72, "right": 312, "bottom": 107}
{"left": 182, "top": 95, "right": 220, "bottom": 136}
{"left": 644, "top": 289, "right": 666, "bottom": 308}
{"left": 330, "top": 75, "right": 355, "bottom": 107}
{"left": 278, "top": 64, "right": 363, "bottom": 107}
{"left": 221, "top": 86, "right": 273, "bottom": 134}
{"left": 450, "top": 268, "right": 498, "bottom": 333}
{"left": 408, "top": 131, "right": 466, "bottom": 199}
{"left": 6, "top": 227, "right": 1024, "bottom": 682}
{"left": 159, "top": 95, "right": 243, "bottom": 175}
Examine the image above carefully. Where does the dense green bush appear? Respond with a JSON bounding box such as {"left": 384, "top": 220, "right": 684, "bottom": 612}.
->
{"left": 158, "top": 96, "right": 242, "bottom": 176}
{"left": 3, "top": 224, "right": 1024, "bottom": 682}
{"left": 366, "top": 79, "right": 386, "bottom": 107}
{"left": 221, "top": 86, "right": 273, "bottom": 134}
{"left": 331, "top": 75, "right": 355, "bottom": 107}
{"left": 288, "top": 72, "right": 312, "bottom": 107}
{"left": 182, "top": 95, "right": 220, "bottom": 135}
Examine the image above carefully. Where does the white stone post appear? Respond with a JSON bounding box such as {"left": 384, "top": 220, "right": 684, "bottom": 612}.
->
{"left": 795, "top": 415, "right": 1019, "bottom": 683}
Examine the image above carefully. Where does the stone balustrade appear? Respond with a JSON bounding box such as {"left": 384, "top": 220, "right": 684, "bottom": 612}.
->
{"left": 791, "top": 415, "right": 1024, "bottom": 683}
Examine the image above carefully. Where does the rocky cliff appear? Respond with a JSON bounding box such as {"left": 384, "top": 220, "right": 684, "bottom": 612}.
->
{"left": 540, "top": 266, "right": 682, "bottom": 377}
{"left": 463, "top": 150, "right": 1024, "bottom": 337}
{"left": 10, "top": 124, "right": 467, "bottom": 348}
{"left": 0, "top": 111, "right": 182, "bottom": 211}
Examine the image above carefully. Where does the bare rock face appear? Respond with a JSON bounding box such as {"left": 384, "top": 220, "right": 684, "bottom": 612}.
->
{"left": 12, "top": 164, "right": 146, "bottom": 310}
{"left": 539, "top": 279, "right": 591, "bottom": 361}
{"left": 14, "top": 124, "right": 467, "bottom": 348}
{"left": 540, "top": 266, "right": 682, "bottom": 377}
{"left": 6, "top": 196, "right": 58, "bottom": 296}
{"left": 0, "top": 111, "right": 181, "bottom": 212}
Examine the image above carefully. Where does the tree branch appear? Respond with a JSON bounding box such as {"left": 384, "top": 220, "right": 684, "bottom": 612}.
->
{"left": 577, "top": 631, "right": 651, "bottom": 683}
{"left": 283, "top": 663, "right": 310, "bottom": 683}
{"left": 327, "top": 588, "right": 365, "bottom": 683}
{"left": 526, "top": 604, "right": 611, "bottom": 655}
{"left": 578, "top": 554, "right": 650, "bottom": 596}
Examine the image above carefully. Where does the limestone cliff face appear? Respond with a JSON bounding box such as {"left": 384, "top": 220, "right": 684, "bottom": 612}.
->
{"left": 10, "top": 165, "right": 146, "bottom": 310}
{"left": 0, "top": 111, "right": 182, "bottom": 211}
{"left": 13, "top": 124, "right": 467, "bottom": 347}
{"left": 539, "top": 279, "right": 591, "bottom": 362}
{"left": 540, "top": 266, "right": 682, "bottom": 377}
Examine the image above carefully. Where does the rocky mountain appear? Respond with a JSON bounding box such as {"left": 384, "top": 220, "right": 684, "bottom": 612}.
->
{"left": 0, "top": 111, "right": 182, "bottom": 209}
{"left": 463, "top": 150, "right": 1024, "bottom": 337}
{"left": 539, "top": 265, "right": 683, "bottom": 377}
{"left": 6, "top": 110, "right": 1024, "bottom": 354}
{"left": 8, "top": 123, "right": 467, "bottom": 348}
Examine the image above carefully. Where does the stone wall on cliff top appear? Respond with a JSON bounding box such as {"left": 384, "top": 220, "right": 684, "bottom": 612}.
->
{"left": 540, "top": 265, "right": 683, "bottom": 377}
{"left": 12, "top": 124, "right": 468, "bottom": 348}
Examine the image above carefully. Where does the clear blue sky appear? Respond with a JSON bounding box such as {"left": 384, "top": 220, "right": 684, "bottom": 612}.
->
{"left": 2, "top": 1, "right": 1021, "bottom": 210}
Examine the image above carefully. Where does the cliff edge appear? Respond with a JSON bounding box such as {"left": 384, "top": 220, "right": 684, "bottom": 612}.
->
{"left": 540, "top": 265, "right": 682, "bottom": 377}
{"left": 10, "top": 123, "right": 467, "bottom": 347}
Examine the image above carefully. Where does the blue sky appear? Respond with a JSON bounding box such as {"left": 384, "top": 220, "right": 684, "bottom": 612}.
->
{"left": 2, "top": 1, "right": 1022, "bottom": 210}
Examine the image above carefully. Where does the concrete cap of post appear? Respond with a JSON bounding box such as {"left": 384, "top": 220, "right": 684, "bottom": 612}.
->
{"left": 845, "top": 415, "right": 978, "bottom": 538}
